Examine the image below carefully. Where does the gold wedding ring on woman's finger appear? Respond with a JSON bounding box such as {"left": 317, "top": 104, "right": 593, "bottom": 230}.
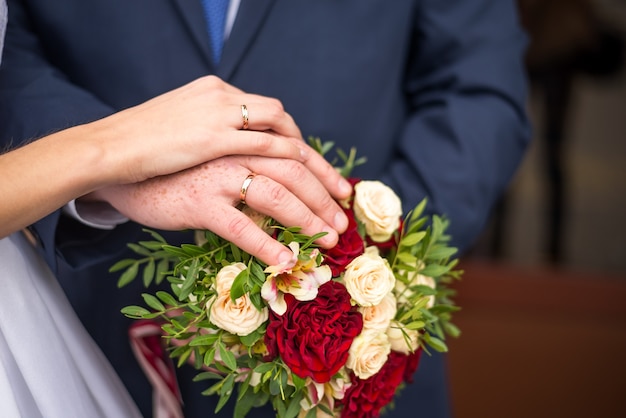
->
{"left": 240, "top": 173, "right": 256, "bottom": 205}
{"left": 241, "top": 104, "right": 249, "bottom": 130}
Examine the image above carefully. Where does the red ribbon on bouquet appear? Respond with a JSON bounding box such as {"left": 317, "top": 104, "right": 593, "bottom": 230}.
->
{"left": 129, "top": 320, "right": 183, "bottom": 418}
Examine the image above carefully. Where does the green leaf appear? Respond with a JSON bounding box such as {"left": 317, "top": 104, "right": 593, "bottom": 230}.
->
{"left": 443, "top": 321, "right": 462, "bottom": 338}
{"left": 179, "top": 258, "right": 199, "bottom": 301}
{"left": 230, "top": 268, "right": 249, "bottom": 301}
{"left": 138, "top": 240, "right": 165, "bottom": 251}
{"left": 290, "top": 373, "right": 306, "bottom": 391}
{"left": 117, "top": 262, "right": 139, "bottom": 288}
{"left": 142, "top": 293, "right": 165, "bottom": 312}
{"left": 269, "top": 373, "right": 282, "bottom": 396}
{"left": 162, "top": 245, "right": 191, "bottom": 258}
{"left": 204, "top": 347, "right": 216, "bottom": 368}
{"left": 409, "top": 198, "right": 428, "bottom": 222}
{"left": 181, "top": 243, "right": 208, "bottom": 256}
{"left": 155, "top": 258, "right": 170, "bottom": 285}
{"left": 234, "top": 386, "right": 256, "bottom": 418}
{"left": 120, "top": 305, "right": 151, "bottom": 318}
{"left": 400, "top": 231, "right": 426, "bottom": 247}
{"left": 239, "top": 330, "right": 261, "bottom": 347}
{"left": 221, "top": 374, "right": 235, "bottom": 397}
{"left": 127, "top": 243, "right": 153, "bottom": 256}
{"left": 282, "top": 230, "right": 294, "bottom": 245}
{"left": 254, "top": 362, "right": 275, "bottom": 374}
{"left": 216, "top": 374, "right": 235, "bottom": 413}
{"left": 406, "top": 320, "right": 426, "bottom": 330}
{"left": 109, "top": 258, "right": 137, "bottom": 273}
{"left": 249, "top": 262, "right": 266, "bottom": 285}
{"left": 193, "top": 371, "right": 223, "bottom": 382}
{"left": 176, "top": 346, "right": 194, "bottom": 368}
{"left": 426, "top": 246, "right": 458, "bottom": 260}
{"left": 142, "top": 228, "right": 167, "bottom": 243}
{"left": 219, "top": 342, "right": 238, "bottom": 371}
{"left": 419, "top": 263, "right": 451, "bottom": 278}
{"left": 422, "top": 333, "right": 448, "bottom": 353}
{"left": 156, "top": 291, "right": 178, "bottom": 307}
{"left": 230, "top": 242, "right": 242, "bottom": 261}
{"left": 189, "top": 334, "right": 220, "bottom": 347}
{"left": 395, "top": 251, "right": 418, "bottom": 265}
{"left": 142, "top": 258, "right": 156, "bottom": 287}
{"left": 285, "top": 392, "right": 304, "bottom": 418}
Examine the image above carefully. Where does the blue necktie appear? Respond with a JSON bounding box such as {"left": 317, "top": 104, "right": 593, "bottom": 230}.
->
{"left": 200, "top": 0, "right": 230, "bottom": 65}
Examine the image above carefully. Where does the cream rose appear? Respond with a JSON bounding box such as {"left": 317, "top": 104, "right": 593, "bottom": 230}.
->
{"left": 387, "top": 321, "right": 420, "bottom": 354}
{"left": 208, "top": 263, "right": 268, "bottom": 336}
{"left": 214, "top": 262, "right": 247, "bottom": 294}
{"left": 359, "top": 292, "right": 397, "bottom": 331}
{"left": 208, "top": 291, "right": 268, "bottom": 336}
{"left": 343, "top": 251, "right": 395, "bottom": 306}
{"left": 352, "top": 180, "right": 402, "bottom": 242}
{"left": 346, "top": 330, "right": 391, "bottom": 380}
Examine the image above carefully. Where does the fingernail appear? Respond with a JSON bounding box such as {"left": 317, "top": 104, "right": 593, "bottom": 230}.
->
{"left": 339, "top": 178, "right": 352, "bottom": 196}
{"left": 299, "top": 147, "right": 310, "bottom": 160}
{"left": 334, "top": 211, "right": 349, "bottom": 232}
{"left": 278, "top": 251, "right": 294, "bottom": 265}
{"left": 320, "top": 227, "right": 338, "bottom": 248}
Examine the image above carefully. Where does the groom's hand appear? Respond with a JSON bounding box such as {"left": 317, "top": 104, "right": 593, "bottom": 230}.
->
{"left": 91, "top": 154, "right": 351, "bottom": 266}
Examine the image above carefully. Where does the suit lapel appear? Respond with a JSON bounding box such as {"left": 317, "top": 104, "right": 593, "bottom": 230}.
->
{"left": 170, "top": 0, "right": 214, "bottom": 69}
{"left": 217, "top": 0, "right": 278, "bottom": 80}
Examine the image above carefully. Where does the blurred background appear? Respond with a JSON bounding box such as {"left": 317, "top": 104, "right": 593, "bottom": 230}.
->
{"left": 446, "top": 0, "right": 626, "bottom": 416}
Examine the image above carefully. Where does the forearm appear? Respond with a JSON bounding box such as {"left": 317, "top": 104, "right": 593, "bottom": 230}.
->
{"left": 0, "top": 123, "right": 110, "bottom": 237}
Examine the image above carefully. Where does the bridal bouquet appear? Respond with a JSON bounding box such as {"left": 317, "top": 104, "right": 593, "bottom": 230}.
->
{"left": 113, "top": 141, "right": 461, "bottom": 418}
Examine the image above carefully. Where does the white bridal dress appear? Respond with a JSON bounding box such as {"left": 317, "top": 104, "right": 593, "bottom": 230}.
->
{"left": 0, "top": 232, "right": 143, "bottom": 418}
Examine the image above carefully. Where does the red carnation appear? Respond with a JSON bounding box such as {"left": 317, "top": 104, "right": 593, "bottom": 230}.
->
{"left": 264, "top": 281, "right": 363, "bottom": 383}
{"left": 340, "top": 351, "right": 415, "bottom": 418}
{"left": 322, "top": 207, "right": 365, "bottom": 276}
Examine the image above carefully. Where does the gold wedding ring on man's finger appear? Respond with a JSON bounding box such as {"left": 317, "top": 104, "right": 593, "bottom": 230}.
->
{"left": 240, "top": 173, "right": 256, "bottom": 205}
{"left": 241, "top": 104, "right": 249, "bottom": 130}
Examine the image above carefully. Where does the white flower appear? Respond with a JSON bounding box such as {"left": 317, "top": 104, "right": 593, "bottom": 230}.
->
{"left": 214, "top": 262, "right": 247, "bottom": 294}
{"left": 387, "top": 321, "right": 420, "bottom": 354}
{"left": 208, "top": 291, "right": 268, "bottom": 336}
{"left": 346, "top": 329, "right": 391, "bottom": 380}
{"left": 299, "top": 373, "right": 351, "bottom": 418}
{"left": 262, "top": 242, "right": 331, "bottom": 315}
{"left": 343, "top": 250, "right": 395, "bottom": 307}
{"left": 359, "top": 292, "right": 397, "bottom": 332}
{"left": 395, "top": 273, "right": 436, "bottom": 309}
{"left": 208, "top": 263, "right": 268, "bottom": 336}
{"left": 352, "top": 180, "right": 402, "bottom": 242}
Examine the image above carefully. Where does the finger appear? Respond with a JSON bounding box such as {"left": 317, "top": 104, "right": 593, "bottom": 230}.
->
{"left": 298, "top": 143, "right": 353, "bottom": 201}
{"left": 203, "top": 205, "right": 294, "bottom": 266}
{"left": 244, "top": 157, "right": 350, "bottom": 230}
{"left": 214, "top": 132, "right": 308, "bottom": 162}
{"left": 241, "top": 172, "right": 343, "bottom": 248}
{"left": 221, "top": 102, "right": 302, "bottom": 139}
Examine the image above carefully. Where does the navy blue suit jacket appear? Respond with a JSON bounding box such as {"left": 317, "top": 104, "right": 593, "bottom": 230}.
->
{"left": 0, "top": 1, "right": 530, "bottom": 416}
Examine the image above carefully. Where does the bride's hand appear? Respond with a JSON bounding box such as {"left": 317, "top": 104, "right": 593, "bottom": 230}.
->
{"left": 87, "top": 75, "right": 338, "bottom": 188}
{"left": 93, "top": 154, "right": 350, "bottom": 266}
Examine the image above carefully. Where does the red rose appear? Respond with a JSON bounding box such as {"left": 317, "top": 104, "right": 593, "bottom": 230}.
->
{"left": 264, "top": 281, "right": 363, "bottom": 383}
{"left": 322, "top": 207, "right": 365, "bottom": 276}
{"left": 340, "top": 352, "right": 411, "bottom": 418}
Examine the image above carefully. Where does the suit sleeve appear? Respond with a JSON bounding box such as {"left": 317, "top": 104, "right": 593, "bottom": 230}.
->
{"left": 381, "top": 0, "right": 531, "bottom": 253}
{"left": 0, "top": 0, "right": 116, "bottom": 270}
